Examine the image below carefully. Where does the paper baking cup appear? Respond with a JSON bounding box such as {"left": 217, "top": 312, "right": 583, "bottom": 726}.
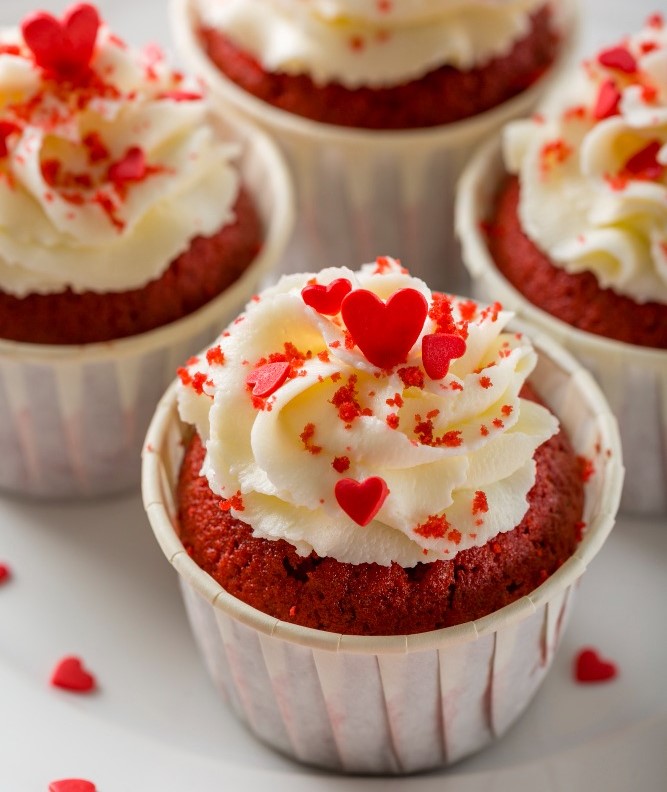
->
{"left": 456, "top": 136, "right": 666, "bottom": 516}
{"left": 0, "top": 115, "right": 293, "bottom": 500}
{"left": 170, "top": 0, "right": 579, "bottom": 296}
{"left": 142, "top": 332, "right": 622, "bottom": 774}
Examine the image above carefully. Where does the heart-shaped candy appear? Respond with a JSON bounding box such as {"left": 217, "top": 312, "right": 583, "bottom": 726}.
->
{"left": 21, "top": 4, "right": 100, "bottom": 79}
{"left": 302, "top": 278, "right": 352, "bottom": 315}
{"left": 422, "top": 333, "right": 467, "bottom": 380}
{"left": 335, "top": 477, "right": 389, "bottom": 527}
{"left": 341, "top": 288, "right": 428, "bottom": 369}
{"left": 0, "top": 562, "right": 11, "bottom": 585}
{"left": 246, "top": 362, "right": 290, "bottom": 398}
{"left": 574, "top": 648, "right": 618, "bottom": 684}
{"left": 108, "top": 147, "right": 147, "bottom": 185}
{"left": 49, "top": 780, "right": 96, "bottom": 792}
{"left": 50, "top": 656, "right": 96, "bottom": 693}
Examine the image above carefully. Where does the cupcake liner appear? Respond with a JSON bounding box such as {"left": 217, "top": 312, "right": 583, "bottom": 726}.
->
{"left": 0, "top": 114, "right": 294, "bottom": 499}
{"left": 170, "top": 0, "right": 579, "bottom": 295}
{"left": 456, "top": 136, "right": 666, "bottom": 516}
{"left": 142, "top": 329, "right": 623, "bottom": 774}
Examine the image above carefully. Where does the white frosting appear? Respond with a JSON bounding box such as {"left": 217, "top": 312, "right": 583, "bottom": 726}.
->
{"left": 504, "top": 16, "right": 667, "bottom": 305}
{"left": 178, "top": 260, "right": 558, "bottom": 567}
{"left": 0, "top": 24, "right": 240, "bottom": 297}
{"left": 197, "top": 0, "right": 547, "bottom": 88}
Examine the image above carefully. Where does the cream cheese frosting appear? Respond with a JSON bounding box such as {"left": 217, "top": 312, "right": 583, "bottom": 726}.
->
{"left": 504, "top": 13, "right": 667, "bottom": 305}
{"left": 196, "top": 0, "right": 548, "bottom": 88}
{"left": 177, "top": 259, "right": 558, "bottom": 567}
{"left": 0, "top": 11, "right": 240, "bottom": 297}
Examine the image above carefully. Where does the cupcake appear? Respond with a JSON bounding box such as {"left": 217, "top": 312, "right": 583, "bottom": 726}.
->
{"left": 171, "top": 0, "right": 578, "bottom": 291}
{"left": 457, "top": 13, "right": 667, "bottom": 514}
{"left": 0, "top": 3, "right": 293, "bottom": 497}
{"left": 143, "top": 258, "right": 623, "bottom": 773}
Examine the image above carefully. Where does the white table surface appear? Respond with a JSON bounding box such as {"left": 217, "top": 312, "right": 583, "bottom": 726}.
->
{"left": 1, "top": 2, "right": 666, "bottom": 791}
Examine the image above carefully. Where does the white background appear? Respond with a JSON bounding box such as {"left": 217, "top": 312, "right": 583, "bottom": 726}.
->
{"left": 1, "top": 2, "right": 666, "bottom": 791}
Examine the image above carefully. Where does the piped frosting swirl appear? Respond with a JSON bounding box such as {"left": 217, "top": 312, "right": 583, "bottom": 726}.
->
{"left": 177, "top": 259, "right": 558, "bottom": 567}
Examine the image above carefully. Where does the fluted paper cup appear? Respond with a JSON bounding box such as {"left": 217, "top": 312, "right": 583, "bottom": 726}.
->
{"left": 457, "top": 136, "right": 666, "bottom": 516}
{"left": 170, "top": 0, "right": 579, "bottom": 295}
{"left": 142, "top": 329, "right": 622, "bottom": 774}
{"left": 0, "top": 114, "right": 293, "bottom": 500}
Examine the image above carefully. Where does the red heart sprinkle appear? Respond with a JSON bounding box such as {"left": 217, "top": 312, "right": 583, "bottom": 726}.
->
{"left": 302, "top": 278, "right": 352, "bottom": 315}
{"left": 574, "top": 648, "right": 618, "bottom": 684}
{"left": 341, "top": 288, "right": 428, "bottom": 369}
{"left": 422, "top": 333, "right": 467, "bottom": 380}
{"left": 0, "top": 562, "right": 11, "bottom": 584}
{"left": 108, "top": 147, "right": 147, "bottom": 184}
{"left": 49, "top": 780, "right": 96, "bottom": 792}
{"left": 597, "top": 45, "right": 638, "bottom": 74}
{"left": 21, "top": 3, "right": 100, "bottom": 79}
{"left": 623, "top": 140, "right": 664, "bottom": 180}
{"left": 593, "top": 79, "right": 621, "bottom": 120}
{"left": 50, "top": 656, "right": 96, "bottom": 693}
{"left": 335, "top": 477, "right": 389, "bottom": 527}
{"left": 246, "top": 362, "right": 290, "bottom": 398}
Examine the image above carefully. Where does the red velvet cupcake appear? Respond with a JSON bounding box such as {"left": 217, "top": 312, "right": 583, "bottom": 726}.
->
{"left": 143, "top": 257, "right": 622, "bottom": 773}
{"left": 172, "top": 0, "right": 578, "bottom": 292}
{"left": 457, "top": 14, "right": 667, "bottom": 513}
{"left": 0, "top": 3, "right": 293, "bottom": 497}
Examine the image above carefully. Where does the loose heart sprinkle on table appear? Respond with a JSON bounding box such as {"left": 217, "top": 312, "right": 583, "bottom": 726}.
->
{"left": 49, "top": 780, "right": 97, "bottom": 792}
{"left": 50, "top": 656, "right": 97, "bottom": 693}
{"left": 0, "top": 562, "right": 11, "bottom": 585}
{"left": 574, "top": 647, "right": 618, "bottom": 684}
{"left": 341, "top": 287, "right": 428, "bottom": 369}
{"left": 302, "top": 278, "right": 352, "bottom": 315}
{"left": 335, "top": 477, "right": 389, "bottom": 527}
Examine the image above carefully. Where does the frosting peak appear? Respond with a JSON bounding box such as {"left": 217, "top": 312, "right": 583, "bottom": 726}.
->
{"left": 0, "top": 4, "right": 240, "bottom": 297}
{"left": 197, "top": 0, "right": 547, "bottom": 88}
{"left": 177, "top": 259, "right": 558, "bottom": 567}
{"left": 504, "top": 13, "right": 667, "bottom": 305}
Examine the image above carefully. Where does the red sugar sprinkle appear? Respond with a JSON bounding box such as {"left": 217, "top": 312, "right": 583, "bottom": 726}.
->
{"left": 564, "top": 104, "right": 587, "bottom": 121}
{"left": 598, "top": 45, "right": 638, "bottom": 74}
{"left": 317, "top": 350, "right": 330, "bottom": 363}
{"left": 185, "top": 355, "right": 199, "bottom": 366}
{"left": 648, "top": 12, "right": 664, "bottom": 29}
{"left": 349, "top": 35, "right": 365, "bottom": 52}
{"left": 398, "top": 366, "right": 425, "bottom": 390}
{"left": 480, "top": 425, "right": 489, "bottom": 436}
{"left": 107, "top": 146, "right": 147, "bottom": 185}
{"left": 479, "top": 376, "right": 493, "bottom": 389}
{"left": 83, "top": 131, "right": 110, "bottom": 163}
{"left": 177, "top": 367, "right": 192, "bottom": 386}
{"left": 501, "top": 404, "right": 513, "bottom": 417}
{"left": 447, "top": 529, "right": 462, "bottom": 545}
{"left": 300, "top": 423, "right": 323, "bottom": 455}
{"left": 458, "top": 300, "right": 478, "bottom": 322}
{"left": 386, "top": 392, "right": 404, "bottom": 408}
{"left": 332, "top": 456, "right": 350, "bottom": 473}
{"left": 289, "top": 605, "right": 297, "bottom": 618}
{"left": 450, "top": 381, "right": 464, "bottom": 391}
{"left": 415, "top": 514, "right": 452, "bottom": 539}
{"left": 641, "top": 83, "right": 658, "bottom": 102}
{"left": 330, "top": 375, "right": 370, "bottom": 425}
{"left": 377, "top": 0, "right": 393, "bottom": 11}
{"left": 0, "top": 121, "right": 21, "bottom": 159}
{"left": 492, "top": 418, "right": 504, "bottom": 429}
{"left": 219, "top": 490, "right": 244, "bottom": 512}
{"left": 593, "top": 79, "right": 621, "bottom": 120}
{"left": 472, "top": 491, "right": 489, "bottom": 516}
{"left": 374, "top": 255, "right": 393, "bottom": 273}
{"left": 574, "top": 648, "right": 618, "bottom": 684}
{"left": 427, "top": 409, "right": 440, "bottom": 419}
{"left": 206, "top": 346, "right": 225, "bottom": 366}
{"left": 386, "top": 413, "right": 399, "bottom": 430}
{"left": 640, "top": 42, "right": 659, "bottom": 56}
{"left": 191, "top": 372, "right": 208, "bottom": 396}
